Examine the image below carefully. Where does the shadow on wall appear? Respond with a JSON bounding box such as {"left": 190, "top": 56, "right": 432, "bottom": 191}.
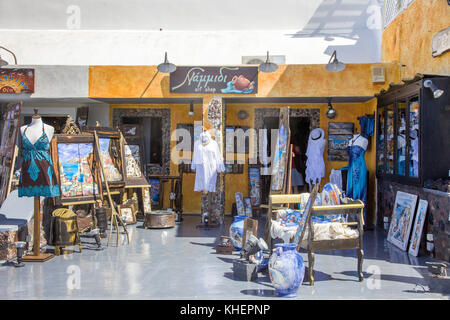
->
{"left": 288, "top": 0, "right": 383, "bottom": 63}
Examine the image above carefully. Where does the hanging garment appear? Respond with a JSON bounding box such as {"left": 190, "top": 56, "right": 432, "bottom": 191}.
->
{"left": 305, "top": 128, "right": 326, "bottom": 186}
{"left": 346, "top": 135, "right": 367, "bottom": 223}
{"left": 18, "top": 123, "right": 60, "bottom": 197}
{"left": 359, "top": 116, "right": 374, "bottom": 138}
{"left": 329, "top": 169, "right": 343, "bottom": 193}
{"left": 191, "top": 131, "right": 225, "bottom": 192}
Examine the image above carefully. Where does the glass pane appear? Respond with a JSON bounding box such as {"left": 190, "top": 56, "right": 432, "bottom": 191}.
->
{"left": 377, "top": 107, "right": 385, "bottom": 173}
{"left": 386, "top": 104, "right": 395, "bottom": 174}
{"left": 409, "top": 98, "right": 420, "bottom": 177}
{"left": 397, "top": 101, "right": 407, "bottom": 176}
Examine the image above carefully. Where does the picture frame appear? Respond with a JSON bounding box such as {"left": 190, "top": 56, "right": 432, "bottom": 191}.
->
{"left": 84, "top": 127, "right": 125, "bottom": 187}
{"left": 248, "top": 166, "right": 261, "bottom": 207}
{"left": 293, "top": 184, "right": 319, "bottom": 249}
{"left": 270, "top": 107, "right": 290, "bottom": 193}
{"left": 141, "top": 186, "right": 152, "bottom": 214}
{"left": 118, "top": 204, "right": 136, "bottom": 225}
{"left": 121, "top": 132, "right": 148, "bottom": 187}
{"left": 242, "top": 217, "right": 258, "bottom": 250}
{"left": 244, "top": 197, "right": 252, "bottom": 216}
{"left": 387, "top": 191, "right": 418, "bottom": 251}
{"left": 235, "top": 192, "right": 245, "bottom": 216}
{"left": 408, "top": 199, "right": 428, "bottom": 257}
{"left": 0, "top": 102, "right": 22, "bottom": 206}
{"left": 51, "top": 134, "right": 101, "bottom": 205}
{"left": 148, "top": 178, "right": 161, "bottom": 209}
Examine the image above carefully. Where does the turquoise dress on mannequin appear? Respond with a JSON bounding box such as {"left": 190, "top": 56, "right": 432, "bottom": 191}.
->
{"left": 346, "top": 135, "right": 367, "bottom": 223}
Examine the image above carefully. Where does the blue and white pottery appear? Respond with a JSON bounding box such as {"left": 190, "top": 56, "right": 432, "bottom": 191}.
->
{"left": 268, "top": 243, "right": 305, "bottom": 297}
{"left": 229, "top": 215, "right": 248, "bottom": 250}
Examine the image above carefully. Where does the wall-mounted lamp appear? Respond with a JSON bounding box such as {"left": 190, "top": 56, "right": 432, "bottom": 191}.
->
{"left": 157, "top": 52, "right": 177, "bottom": 73}
{"left": 326, "top": 50, "right": 345, "bottom": 72}
{"left": 189, "top": 101, "right": 194, "bottom": 116}
{"left": 326, "top": 98, "right": 337, "bottom": 119}
{"left": 0, "top": 46, "right": 18, "bottom": 67}
{"left": 423, "top": 79, "right": 444, "bottom": 99}
{"left": 258, "top": 51, "right": 278, "bottom": 73}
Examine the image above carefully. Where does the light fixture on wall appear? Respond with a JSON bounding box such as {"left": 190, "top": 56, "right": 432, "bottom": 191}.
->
{"left": 325, "top": 50, "right": 345, "bottom": 72}
{"left": 157, "top": 52, "right": 177, "bottom": 73}
{"left": 423, "top": 79, "right": 444, "bottom": 99}
{"left": 258, "top": 51, "right": 278, "bottom": 73}
{"left": 326, "top": 98, "right": 337, "bottom": 119}
{"left": 0, "top": 46, "right": 18, "bottom": 67}
{"left": 189, "top": 101, "right": 194, "bottom": 116}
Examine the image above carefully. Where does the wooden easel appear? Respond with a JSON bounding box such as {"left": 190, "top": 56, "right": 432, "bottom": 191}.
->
{"left": 94, "top": 131, "right": 129, "bottom": 246}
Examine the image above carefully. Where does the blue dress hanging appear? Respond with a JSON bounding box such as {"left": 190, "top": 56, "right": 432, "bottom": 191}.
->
{"left": 346, "top": 136, "right": 367, "bottom": 224}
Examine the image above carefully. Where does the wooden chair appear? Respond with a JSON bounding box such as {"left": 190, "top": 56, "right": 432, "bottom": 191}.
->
{"left": 266, "top": 191, "right": 365, "bottom": 285}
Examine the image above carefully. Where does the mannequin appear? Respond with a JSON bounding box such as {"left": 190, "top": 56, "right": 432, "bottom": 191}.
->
{"left": 19, "top": 109, "right": 59, "bottom": 262}
{"left": 346, "top": 129, "right": 369, "bottom": 227}
{"left": 305, "top": 128, "right": 326, "bottom": 188}
{"left": 191, "top": 130, "right": 225, "bottom": 224}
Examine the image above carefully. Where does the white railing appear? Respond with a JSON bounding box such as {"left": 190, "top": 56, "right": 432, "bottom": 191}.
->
{"left": 383, "top": 0, "right": 416, "bottom": 29}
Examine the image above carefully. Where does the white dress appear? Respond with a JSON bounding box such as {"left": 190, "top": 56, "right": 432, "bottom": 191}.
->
{"left": 305, "top": 128, "right": 326, "bottom": 186}
{"left": 191, "top": 131, "right": 225, "bottom": 192}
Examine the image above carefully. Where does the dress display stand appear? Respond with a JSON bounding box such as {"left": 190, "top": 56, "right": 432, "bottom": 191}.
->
{"left": 20, "top": 110, "right": 56, "bottom": 262}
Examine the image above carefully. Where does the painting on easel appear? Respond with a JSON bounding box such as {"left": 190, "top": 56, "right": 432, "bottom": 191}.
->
{"left": 270, "top": 107, "right": 290, "bottom": 193}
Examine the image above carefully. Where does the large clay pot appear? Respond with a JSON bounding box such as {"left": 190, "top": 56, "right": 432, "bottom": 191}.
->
{"left": 268, "top": 243, "right": 305, "bottom": 297}
{"left": 229, "top": 215, "right": 248, "bottom": 250}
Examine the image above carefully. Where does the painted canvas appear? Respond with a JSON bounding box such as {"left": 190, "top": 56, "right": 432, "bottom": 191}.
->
{"left": 148, "top": 179, "right": 161, "bottom": 207}
{"left": 235, "top": 192, "right": 245, "bottom": 216}
{"left": 270, "top": 107, "right": 290, "bottom": 193}
{"left": 124, "top": 144, "right": 142, "bottom": 178}
{"left": 387, "top": 191, "right": 418, "bottom": 251}
{"left": 244, "top": 197, "right": 252, "bottom": 216}
{"left": 98, "top": 137, "right": 123, "bottom": 182}
{"left": 249, "top": 167, "right": 261, "bottom": 206}
{"left": 408, "top": 199, "right": 428, "bottom": 257}
{"left": 57, "top": 143, "right": 98, "bottom": 198}
{"left": 142, "top": 187, "right": 152, "bottom": 213}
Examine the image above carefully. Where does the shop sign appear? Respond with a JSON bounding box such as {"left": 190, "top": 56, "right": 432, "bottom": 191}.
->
{"left": 170, "top": 66, "right": 258, "bottom": 94}
{"left": 0, "top": 69, "right": 34, "bottom": 94}
{"left": 432, "top": 26, "right": 449, "bottom": 58}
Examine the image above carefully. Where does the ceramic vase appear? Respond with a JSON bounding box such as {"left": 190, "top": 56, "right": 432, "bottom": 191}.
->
{"left": 229, "top": 215, "right": 248, "bottom": 250}
{"left": 268, "top": 243, "right": 305, "bottom": 297}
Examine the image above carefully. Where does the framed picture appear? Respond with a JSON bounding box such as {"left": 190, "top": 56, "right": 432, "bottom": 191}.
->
{"left": 121, "top": 138, "right": 148, "bottom": 187}
{"left": 408, "top": 199, "right": 428, "bottom": 257}
{"left": 248, "top": 166, "right": 261, "bottom": 207}
{"left": 51, "top": 134, "right": 100, "bottom": 205}
{"left": 141, "top": 187, "right": 152, "bottom": 214}
{"left": 270, "top": 107, "right": 290, "bottom": 193}
{"left": 235, "top": 192, "right": 245, "bottom": 216}
{"left": 0, "top": 102, "right": 22, "bottom": 206}
{"left": 244, "top": 197, "right": 252, "bottom": 216}
{"left": 118, "top": 204, "right": 136, "bottom": 225}
{"left": 242, "top": 217, "right": 258, "bottom": 250}
{"left": 387, "top": 191, "right": 418, "bottom": 251}
{"left": 84, "top": 127, "right": 125, "bottom": 187}
{"left": 148, "top": 178, "right": 161, "bottom": 208}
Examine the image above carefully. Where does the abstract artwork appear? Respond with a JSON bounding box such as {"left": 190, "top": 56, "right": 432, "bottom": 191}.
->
{"left": 387, "top": 191, "right": 418, "bottom": 251}
{"left": 408, "top": 199, "right": 428, "bottom": 257}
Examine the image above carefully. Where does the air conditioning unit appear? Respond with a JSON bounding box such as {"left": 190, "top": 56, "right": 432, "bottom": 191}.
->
{"left": 371, "top": 66, "right": 385, "bottom": 84}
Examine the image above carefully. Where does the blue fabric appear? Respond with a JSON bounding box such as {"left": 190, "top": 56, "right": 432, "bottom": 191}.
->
{"left": 346, "top": 144, "right": 367, "bottom": 223}
{"left": 359, "top": 116, "right": 374, "bottom": 138}
{"left": 18, "top": 185, "right": 61, "bottom": 198}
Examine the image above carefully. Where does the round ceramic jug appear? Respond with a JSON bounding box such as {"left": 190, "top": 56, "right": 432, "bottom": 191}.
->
{"left": 229, "top": 215, "right": 248, "bottom": 250}
{"left": 268, "top": 243, "right": 305, "bottom": 297}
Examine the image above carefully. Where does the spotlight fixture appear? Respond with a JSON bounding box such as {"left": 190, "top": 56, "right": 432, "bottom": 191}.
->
{"left": 423, "top": 79, "right": 444, "bottom": 99}
{"left": 241, "top": 235, "right": 268, "bottom": 260}
{"left": 189, "top": 101, "right": 194, "bottom": 116}
{"left": 326, "top": 50, "right": 346, "bottom": 72}
{"left": 326, "top": 98, "right": 337, "bottom": 119}
{"left": 14, "top": 241, "right": 26, "bottom": 267}
{"left": 157, "top": 52, "right": 177, "bottom": 73}
{"left": 258, "top": 51, "right": 278, "bottom": 73}
{"left": 0, "top": 46, "right": 18, "bottom": 67}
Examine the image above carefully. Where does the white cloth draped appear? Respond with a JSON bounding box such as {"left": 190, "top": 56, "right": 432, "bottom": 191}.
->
{"left": 191, "top": 131, "right": 225, "bottom": 192}
{"left": 305, "top": 128, "right": 326, "bottom": 186}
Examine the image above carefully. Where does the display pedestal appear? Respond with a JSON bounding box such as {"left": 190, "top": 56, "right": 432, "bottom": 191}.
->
{"left": 23, "top": 197, "right": 54, "bottom": 263}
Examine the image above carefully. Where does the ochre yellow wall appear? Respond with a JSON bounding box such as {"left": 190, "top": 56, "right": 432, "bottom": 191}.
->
{"left": 382, "top": 0, "right": 450, "bottom": 78}
{"left": 89, "top": 63, "right": 400, "bottom": 98}
{"left": 110, "top": 103, "right": 203, "bottom": 213}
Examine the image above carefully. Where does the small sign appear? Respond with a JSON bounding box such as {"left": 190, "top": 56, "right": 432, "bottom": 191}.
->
{"left": 328, "top": 122, "right": 354, "bottom": 161}
{"left": 432, "top": 27, "right": 449, "bottom": 57}
{"left": 0, "top": 69, "right": 34, "bottom": 94}
{"left": 170, "top": 66, "right": 258, "bottom": 94}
